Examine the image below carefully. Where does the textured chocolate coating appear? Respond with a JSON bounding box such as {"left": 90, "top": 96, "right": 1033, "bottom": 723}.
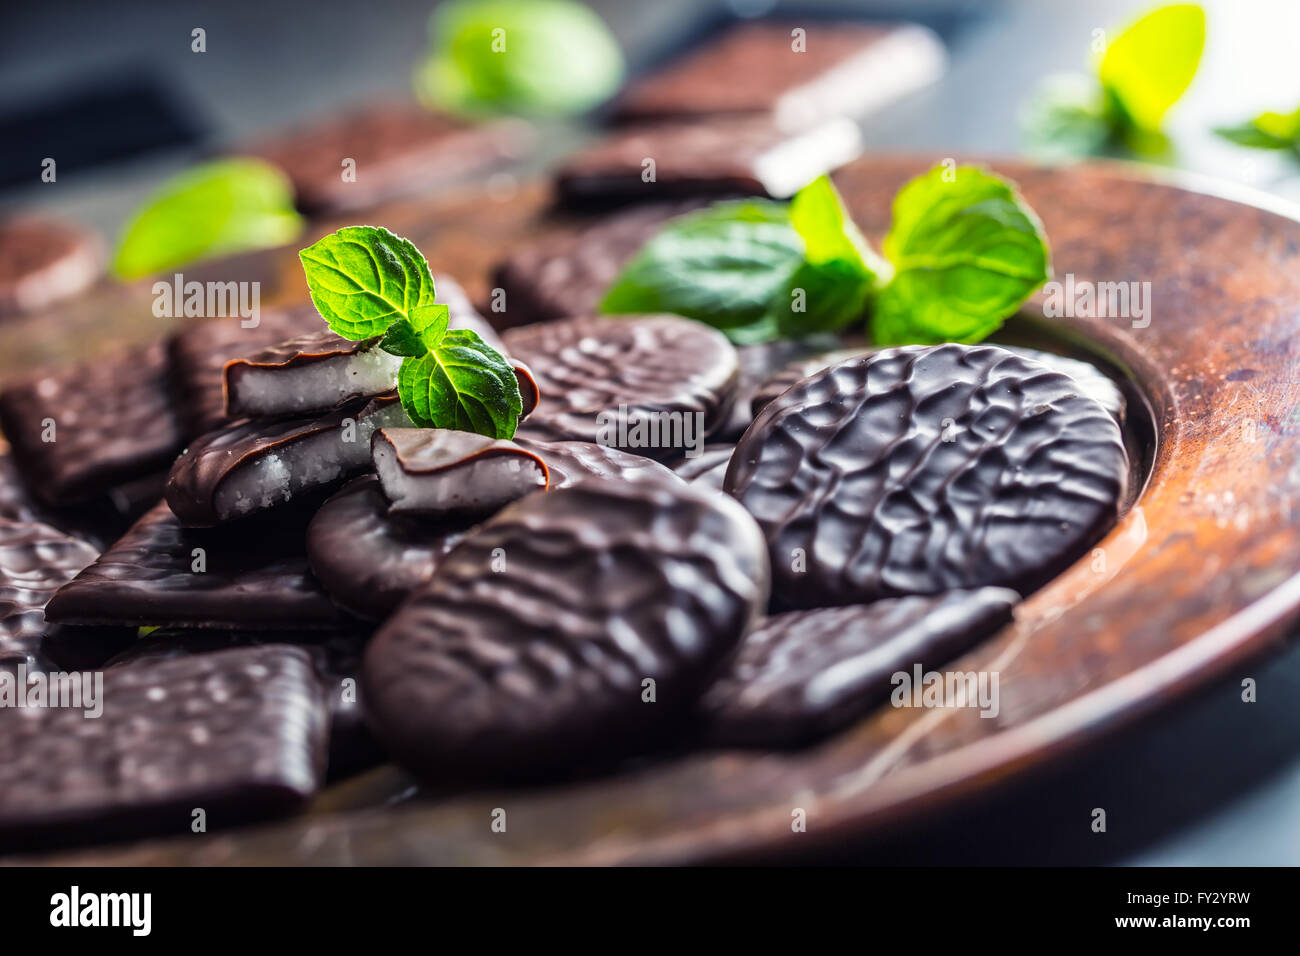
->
{"left": 557, "top": 117, "right": 861, "bottom": 205}
{"left": 105, "top": 628, "right": 381, "bottom": 779}
{"left": 0, "top": 645, "right": 328, "bottom": 849}
{"left": 670, "top": 444, "right": 733, "bottom": 490}
{"left": 166, "top": 305, "right": 322, "bottom": 437}
{"left": 165, "top": 396, "right": 399, "bottom": 527}
{"left": 0, "top": 342, "right": 184, "bottom": 504}
{"left": 307, "top": 477, "right": 478, "bottom": 620}
{"left": 750, "top": 345, "right": 1127, "bottom": 424}
{"left": 514, "top": 438, "right": 682, "bottom": 488}
{"left": 0, "top": 518, "right": 100, "bottom": 669}
{"left": 726, "top": 344, "right": 1129, "bottom": 608}
{"left": 504, "top": 315, "right": 739, "bottom": 458}
{"left": 45, "top": 501, "right": 345, "bottom": 629}
{"left": 228, "top": 327, "right": 364, "bottom": 372}
{"left": 612, "top": 21, "right": 942, "bottom": 127}
{"left": 700, "top": 588, "right": 1018, "bottom": 747}
{"left": 363, "top": 478, "right": 770, "bottom": 779}
{"left": 713, "top": 336, "right": 845, "bottom": 440}
{"left": 0, "top": 217, "right": 101, "bottom": 318}
{"left": 490, "top": 200, "right": 707, "bottom": 329}
{"left": 246, "top": 102, "right": 529, "bottom": 213}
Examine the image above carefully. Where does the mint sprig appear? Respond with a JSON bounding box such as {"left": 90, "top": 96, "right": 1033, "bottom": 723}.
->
{"left": 600, "top": 168, "right": 1050, "bottom": 348}
{"left": 299, "top": 227, "right": 522, "bottom": 439}
{"left": 1215, "top": 105, "right": 1300, "bottom": 156}
{"left": 1022, "top": 3, "right": 1205, "bottom": 158}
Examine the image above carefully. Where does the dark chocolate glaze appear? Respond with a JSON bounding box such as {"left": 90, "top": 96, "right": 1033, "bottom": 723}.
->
{"left": 714, "top": 336, "right": 844, "bottom": 441}
{"left": 514, "top": 438, "right": 682, "bottom": 488}
{"left": 557, "top": 116, "right": 857, "bottom": 206}
{"left": 246, "top": 102, "right": 528, "bottom": 214}
{"left": 363, "top": 478, "right": 770, "bottom": 780}
{"left": 0, "top": 343, "right": 184, "bottom": 505}
{"left": 0, "top": 645, "right": 329, "bottom": 850}
{"left": 490, "top": 200, "right": 708, "bottom": 329}
{"left": 165, "top": 395, "right": 384, "bottom": 527}
{"left": 45, "top": 501, "right": 346, "bottom": 630}
{"left": 504, "top": 315, "right": 739, "bottom": 459}
{"left": 700, "top": 588, "right": 1018, "bottom": 747}
{"left": 726, "top": 344, "right": 1129, "bottom": 608}
{"left": 670, "top": 444, "right": 734, "bottom": 490}
{"left": 0, "top": 517, "right": 100, "bottom": 669}
{"left": 105, "top": 627, "right": 382, "bottom": 780}
{"left": 166, "top": 305, "right": 322, "bottom": 437}
{"left": 306, "top": 477, "right": 478, "bottom": 620}
{"left": 0, "top": 216, "right": 101, "bottom": 317}
{"left": 612, "top": 21, "right": 905, "bottom": 123}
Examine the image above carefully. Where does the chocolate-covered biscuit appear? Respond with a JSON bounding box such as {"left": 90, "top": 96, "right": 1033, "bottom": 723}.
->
{"left": 106, "top": 628, "right": 381, "bottom": 779}
{"left": 557, "top": 117, "right": 862, "bottom": 205}
{"left": 513, "top": 437, "right": 682, "bottom": 488}
{"left": 0, "top": 217, "right": 101, "bottom": 318}
{"left": 0, "top": 518, "right": 101, "bottom": 670}
{"left": 490, "top": 200, "right": 707, "bottom": 329}
{"left": 372, "top": 427, "right": 548, "bottom": 516}
{"left": 750, "top": 345, "right": 1127, "bottom": 424}
{"left": 363, "top": 478, "right": 770, "bottom": 780}
{"left": 166, "top": 304, "right": 322, "bottom": 437}
{"left": 714, "top": 336, "right": 845, "bottom": 440}
{"left": 701, "top": 588, "right": 1018, "bottom": 747}
{"left": 166, "top": 395, "right": 407, "bottom": 527}
{"left": 225, "top": 330, "right": 402, "bottom": 420}
{"left": 307, "top": 477, "right": 478, "bottom": 620}
{"left": 612, "top": 20, "right": 945, "bottom": 128}
{"left": 0, "top": 645, "right": 328, "bottom": 849}
{"left": 504, "top": 315, "right": 739, "bottom": 459}
{"left": 726, "top": 345, "right": 1129, "bottom": 608}
{"left": 45, "top": 501, "right": 346, "bottom": 630}
{"left": 0, "top": 343, "right": 184, "bottom": 505}
{"left": 670, "top": 444, "right": 733, "bottom": 490}
{"left": 247, "top": 102, "right": 529, "bottom": 213}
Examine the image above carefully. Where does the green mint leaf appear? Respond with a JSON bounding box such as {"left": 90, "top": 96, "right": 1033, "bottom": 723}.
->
{"left": 600, "top": 200, "right": 805, "bottom": 342}
{"left": 1098, "top": 3, "right": 1204, "bottom": 133}
{"left": 1214, "top": 106, "right": 1300, "bottom": 152}
{"left": 112, "top": 158, "right": 303, "bottom": 280}
{"left": 414, "top": 0, "right": 624, "bottom": 118}
{"left": 380, "top": 303, "right": 452, "bottom": 356}
{"left": 298, "top": 226, "right": 437, "bottom": 341}
{"left": 871, "top": 165, "right": 1051, "bottom": 346}
{"left": 396, "top": 328, "right": 523, "bottom": 438}
{"left": 769, "top": 176, "right": 889, "bottom": 336}
{"left": 1021, "top": 74, "right": 1116, "bottom": 159}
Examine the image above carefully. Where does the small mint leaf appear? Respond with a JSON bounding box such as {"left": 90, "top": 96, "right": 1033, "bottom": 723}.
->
{"left": 395, "top": 328, "right": 523, "bottom": 438}
{"left": 298, "top": 225, "right": 436, "bottom": 341}
{"left": 379, "top": 319, "right": 425, "bottom": 357}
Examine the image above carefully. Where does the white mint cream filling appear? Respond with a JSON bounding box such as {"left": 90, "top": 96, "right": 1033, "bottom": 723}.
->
{"left": 229, "top": 346, "right": 402, "bottom": 417}
{"left": 373, "top": 429, "right": 547, "bottom": 516}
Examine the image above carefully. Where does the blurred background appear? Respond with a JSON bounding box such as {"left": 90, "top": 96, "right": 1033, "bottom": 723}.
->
{"left": 2, "top": 0, "right": 1299, "bottom": 864}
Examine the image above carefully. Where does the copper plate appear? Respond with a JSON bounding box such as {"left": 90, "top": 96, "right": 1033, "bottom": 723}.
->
{"left": 12, "top": 158, "right": 1300, "bottom": 865}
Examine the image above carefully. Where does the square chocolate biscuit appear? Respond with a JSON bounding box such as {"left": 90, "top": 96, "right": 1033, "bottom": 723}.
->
{"left": 556, "top": 116, "right": 862, "bottom": 206}
{"left": 612, "top": 20, "right": 944, "bottom": 129}
{"left": 0, "top": 342, "right": 184, "bottom": 505}
{"left": 247, "top": 102, "right": 531, "bottom": 214}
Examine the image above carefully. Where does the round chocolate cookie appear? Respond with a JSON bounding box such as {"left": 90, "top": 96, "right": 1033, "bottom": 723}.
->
{"left": 306, "top": 477, "right": 478, "bottom": 620}
{"left": 503, "top": 315, "right": 740, "bottom": 460}
{"left": 514, "top": 437, "right": 682, "bottom": 487}
{"left": 726, "top": 344, "right": 1129, "bottom": 608}
{"left": 0, "top": 218, "right": 101, "bottom": 318}
{"left": 362, "top": 478, "right": 770, "bottom": 780}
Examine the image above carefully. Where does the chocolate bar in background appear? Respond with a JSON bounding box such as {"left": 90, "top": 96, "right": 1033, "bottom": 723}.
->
{"left": 0, "top": 342, "right": 184, "bottom": 506}
{"left": 0, "top": 645, "right": 329, "bottom": 852}
{"left": 556, "top": 116, "right": 862, "bottom": 207}
{"left": 0, "top": 217, "right": 103, "bottom": 320}
{"left": 612, "top": 20, "right": 945, "bottom": 129}
{"left": 45, "top": 500, "right": 348, "bottom": 630}
{"left": 489, "top": 200, "right": 708, "bottom": 329}
{"left": 245, "top": 102, "right": 533, "bottom": 214}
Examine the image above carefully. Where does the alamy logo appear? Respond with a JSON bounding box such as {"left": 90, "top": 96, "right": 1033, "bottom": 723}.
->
{"left": 1041, "top": 273, "right": 1151, "bottom": 329}
{"left": 890, "top": 665, "right": 1000, "bottom": 718}
{"left": 596, "top": 406, "right": 705, "bottom": 459}
{"left": 0, "top": 664, "right": 102, "bottom": 718}
{"left": 152, "top": 273, "right": 261, "bottom": 327}
{"left": 50, "top": 886, "right": 151, "bottom": 936}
